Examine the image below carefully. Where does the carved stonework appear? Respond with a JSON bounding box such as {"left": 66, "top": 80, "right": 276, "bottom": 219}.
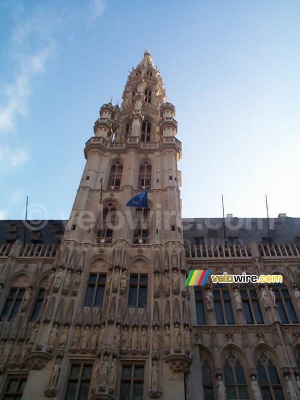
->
{"left": 26, "top": 352, "right": 53, "bottom": 370}
{"left": 164, "top": 354, "right": 191, "bottom": 372}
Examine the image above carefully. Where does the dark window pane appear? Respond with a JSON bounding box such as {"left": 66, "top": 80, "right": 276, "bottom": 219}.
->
{"left": 261, "top": 387, "right": 272, "bottom": 400}
{"left": 65, "top": 382, "right": 78, "bottom": 400}
{"left": 243, "top": 301, "right": 254, "bottom": 324}
{"left": 120, "top": 383, "right": 131, "bottom": 400}
{"left": 204, "top": 388, "right": 214, "bottom": 400}
{"left": 82, "top": 365, "right": 93, "bottom": 378}
{"left": 276, "top": 300, "right": 288, "bottom": 323}
{"left": 89, "top": 275, "right": 97, "bottom": 283}
{"left": 31, "top": 300, "right": 43, "bottom": 321}
{"left": 7, "top": 379, "right": 19, "bottom": 392}
{"left": 70, "top": 365, "right": 81, "bottom": 378}
{"left": 223, "top": 291, "right": 230, "bottom": 298}
{"left": 1, "top": 300, "right": 13, "bottom": 320}
{"left": 132, "top": 382, "right": 143, "bottom": 399}
{"left": 227, "top": 386, "right": 236, "bottom": 399}
{"left": 130, "top": 276, "right": 138, "bottom": 284}
{"left": 257, "top": 365, "right": 268, "bottom": 384}
{"left": 215, "top": 302, "right": 224, "bottom": 324}
{"left": 285, "top": 300, "right": 298, "bottom": 323}
{"left": 138, "top": 287, "right": 147, "bottom": 308}
{"left": 238, "top": 386, "right": 249, "bottom": 399}
{"left": 235, "top": 365, "right": 246, "bottom": 383}
{"left": 95, "top": 286, "right": 104, "bottom": 307}
{"left": 140, "top": 275, "right": 147, "bottom": 284}
{"left": 202, "top": 365, "right": 212, "bottom": 385}
{"left": 252, "top": 301, "right": 264, "bottom": 324}
{"left": 224, "top": 366, "right": 234, "bottom": 384}
{"left": 134, "top": 366, "right": 144, "bottom": 378}
{"left": 274, "top": 387, "right": 285, "bottom": 400}
{"left": 225, "top": 302, "right": 234, "bottom": 324}
{"left": 84, "top": 286, "right": 94, "bottom": 307}
{"left": 196, "top": 301, "right": 205, "bottom": 325}
{"left": 99, "top": 275, "right": 106, "bottom": 283}
{"left": 122, "top": 366, "right": 132, "bottom": 378}
{"left": 213, "top": 290, "right": 221, "bottom": 299}
{"left": 78, "top": 382, "right": 90, "bottom": 399}
{"left": 128, "top": 287, "right": 137, "bottom": 307}
{"left": 10, "top": 300, "right": 22, "bottom": 320}
{"left": 268, "top": 362, "right": 280, "bottom": 384}
{"left": 18, "top": 289, "right": 26, "bottom": 297}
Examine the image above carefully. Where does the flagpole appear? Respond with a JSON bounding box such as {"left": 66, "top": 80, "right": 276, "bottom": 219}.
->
{"left": 222, "top": 195, "right": 227, "bottom": 244}
{"left": 23, "top": 196, "right": 28, "bottom": 246}
{"left": 265, "top": 194, "right": 271, "bottom": 245}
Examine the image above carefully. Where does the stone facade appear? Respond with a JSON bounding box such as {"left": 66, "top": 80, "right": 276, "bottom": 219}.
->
{"left": 0, "top": 53, "right": 300, "bottom": 399}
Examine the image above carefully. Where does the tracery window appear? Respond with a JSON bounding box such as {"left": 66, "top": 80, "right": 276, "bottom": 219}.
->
{"left": 202, "top": 359, "right": 214, "bottom": 399}
{"left": 119, "top": 364, "right": 144, "bottom": 400}
{"left": 213, "top": 284, "right": 234, "bottom": 324}
{"left": 223, "top": 354, "right": 249, "bottom": 399}
{"left": 144, "top": 88, "right": 152, "bottom": 104}
{"left": 256, "top": 354, "right": 284, "bottom": 399}
{"left": 108, "top": 161, "right": 123, "bottom": 190}
{"left": 240, "top": 284, "right": 264, "bottom": 324}
{"left": 128, "top": 274, "right": 148, "bottom": 308}
{"left": 30, "top": 287, "right": 46, "bottom": 321}
{"left": 138, "top": 161, "right": 151, "bottom": 189}
{"left": 0, "top": 287, "right": 26, "bottom": 322}
{"left": 133, "top": 208, "right": 149, "bottom": 244}
{"left": 273, "top": 283, "right": 298, "bottom": 323}
{"left": 141, "top": 120, "right": 151, "bottom": 142}
{"left": 84, "top": 273, "right": 106, "bottom": 307}
{"left": 64, "top": 362, "right": 93, "bottom": 400}
{"left": 97, "top": 202, "right": 117, "bottom": 243}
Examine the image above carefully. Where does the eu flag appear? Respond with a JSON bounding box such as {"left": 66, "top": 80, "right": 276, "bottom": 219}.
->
{"left": 126, "top": 190, "right": 148, "bottom": 208}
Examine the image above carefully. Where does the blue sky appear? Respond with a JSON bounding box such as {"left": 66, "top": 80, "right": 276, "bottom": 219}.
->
{"left": 1, "top": 0, "right": 300, "bottom": 220}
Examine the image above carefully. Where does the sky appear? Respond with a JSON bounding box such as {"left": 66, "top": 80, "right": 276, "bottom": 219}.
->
{"left": 1, "top": 0, "right": 300, "bottom": 221}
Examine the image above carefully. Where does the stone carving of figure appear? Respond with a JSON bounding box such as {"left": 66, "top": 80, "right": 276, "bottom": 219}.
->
{"left": 3, "top": 340, "right": 13, "bottom": 363}
{"left": 163, "top": 326, "right": 171, "bottom": 352}
{"left": 73, "top": 271, "right": 81, "bottom": 290}
{"left": 131, "top": 327, "right": 138, "bottom": 351}
{"left": 152, "top": 327, "right": 159, "bottom": 351}
{"left": 59, "top": 325, "right": 69, "bottom": 347}
{"left": 154, "top": 273, "right": 160, "bottom": 295}
{"left": 120, "top": 270, "right": 127, "bottom": 293}
{"left": 151, "top": 361, "right": 159, "bottom": 392}
{"left": 163, "top": 272, "right": 170, "bottom": 296}
{"left": 72, "top": 326, "right": 81, "bottom": 348}
{"left": 174, "top": 324, "right": 181, "bottom": 351}
{"left": 29, "top": 323, "right": 39, "bottom": 345}
{"left": 46, "top": 270, "right": 55, "bottom": 292}
{"left": 54, "top": 269, "right": 63, "bottom": 290}
{"left": 100, "top": 357, "right": 109, "bottom": 385}
{"left": 12, "top": 341, "right": 22, "bottom": 362}
{"left": 234, "top": 288, "right": 243, "bottom": 311}
{"left": 184, "top": 327, "right": 191, "bottom": 353}
{"left": 205, "top": 288, "right": 214, "bottom": 311}
{"left": 81, "top": 326, "right": 91, "bottom": 349}
{"left": 98, "top": 324, "right": 105, "bottom": 347}
{"left": 49, "top": 362, "right": 60, "bottom": 388}
{"left": 112, "top": 268, "right": 120, "bottom": 292}
{"left": 114, "top": 325, "right": 121, "bottom": 348}
{"left": 92, "top": 359, "right": 101, "bottom": 386}
{"left": 106, "top": 272, "right": 112, "bottom": 293}
{"left": 122, "top": 326, "right": 129, "bottom": 350}
{"left": 172, "top": 270, "right": 179, "bottom": 294}
{"left": 20, "top": 346, "right": 29, "bottom": 363}
{"left": 90, "top": 327, "right": 99, "bottom": 349}
{"left": 217, "top": 375, "right": 226, "bottom": 400}
{"left": 63, "top": 270, "right": 72, "bottom": 291}
{"left": 21, "top": 287, "right": 32, "bottom": 311}
{"left": 109, "top": 358, "right": 117, "bottom": 390}
{"left": 251, "top": 376, "right": 263, "bottom": 400}
{"left": 140, "top": 327, "right": 147, "bottom": 351}
{"left": 286, "top": 376, "right": 299, "bottom": 400}
{"left": 261, "top": 287, "right": 271, "bottom": 308}
{"left": 269, "top": 287, "right": 276, "bottom": 307}
{"left": 48, "top": 323, "right": 58, "bottom": 347}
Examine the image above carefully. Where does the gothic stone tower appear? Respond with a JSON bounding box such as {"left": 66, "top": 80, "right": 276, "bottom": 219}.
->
{"left": 2, "top": 52, "right": 191, "bottom": 399}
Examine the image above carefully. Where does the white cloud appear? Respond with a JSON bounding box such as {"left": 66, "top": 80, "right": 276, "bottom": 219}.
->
{"left": 0, "top": 145, "right": 29, "bottom": 169}
{"left": 88, "top": 0, "right": 107, "bottom": 22}
{"left": 0, "top": 210, "right": 8, "bottom": 220}
{"left": 11, "top": 189, "right": 24, "bottom": 203}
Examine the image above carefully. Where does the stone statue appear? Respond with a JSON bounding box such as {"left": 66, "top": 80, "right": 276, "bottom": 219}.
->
{"left": 49, "top": 362, "right": 60, "bottom": 387}
{"left": 120, "top": 270, "right": 127, "bottom": 293}
{"left": 163, "top": 326, "right": 171, "bottom": 352}
{"left": 122, "top": 326, "right": 129, "bottom": 350}
{"left": 286, "top": 376, "right": 299, "bottom": 400}
{"left": 174, "top": 324, "right": 181, "bottom": 351}
{"left": 163, "top": 272, "right": 170, "bottom": 296}
{"left": 172, "top": 270, "right": 179, "bottom": 294}
{"left": 2, "top": 340, "right": 13, "bottom": 363}
{"left": 154, "top": 273, "right": 160, "bottom": 294}
{"left": 29, "top": 323, "right": 39, "bottom": 345}
{"left": 131, "top": 327, "right": 138, "bottom": 351}
{"left": 92, "top": 359, "right": 101, "bottom": 386}
{"left": 152, "top": 326, "right": 159, "bottom": 351}
{"left": 151, "top": 361, "right": 159, "bottom": 392}
{"left": 184, "top": 327, "right": 191, "bottom": 353}
{"left": 114, "top": 325, "right": 121, "bottom": 347}
{"left": 100, "top": 357, "right": 109, "bottom": 385}
{"left": 251, "top": 376, "right": 263, "bottom": 400}
{"left": 81, "top": 326, "right": 91, "bottom": 348}
{"left": 98, "top": 324, "right": 105, "bottom": 347}
{"left": 63, "top": 270, "right": 72, "bottom": 291}
{"left": 205, "top": 288, "right": 214, "bottom": 311}
{"left": 106, "top": 272, "right": 112, "bottom": 293}
{"left": 73, "top": 271, "right": 81, "bottom": 290}
{"left": 72, "top": 326, "right": 81, "bottom": 348}
{"left": 234, "top": 288, "right": 243, "bottom": 310}
{"left": 140, "top": 327, "right": 147, "bottom": 351}
{"left": 46, "top": 270, "right": 55, "bottom": 292}
{"left": 21, "top": 287, "right": 32, "bottom": 311}
{"left": 112, "top": 268, "right": 120, "bottom": 292}
{"left": 59, "top": 325, "right": 69, "bottom": 347}
{"left": 269, "top": 287, "right": 276, "bottom": 307}
{"left": 109, "top": 358, "right": 117, "bottom": 389}
{"left": 48, "top": 323, "right": 58, "bottom": 347}
{"left": 90, "top": 327, "right": 99, "bottom": 348}
{"left": 296, "top": 375, "right": 300, "bottom": 390}
{"left": 261, "top": 287, "right": 271, "bottom": 308}
{"left": 53, "top": 269, "right": 63, "bottom": 290}
{"left": 216, "top": 375, "right": 226, "bottom": 400}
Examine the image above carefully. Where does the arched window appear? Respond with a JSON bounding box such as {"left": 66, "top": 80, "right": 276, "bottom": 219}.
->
{"left": 97, "top": 202, "right": 117, "bottom": 243}
{"left": 0, "top": 275, "right": 28, "bottom": 322}
{"left": 125, "top": 121, "right": 131, "bottom": 135}
{"left": 240, "top": 284, "right": 264, "bottom": 324}
{"left": 256, "top": 353, "right": 284, "bottom": 399}
{"left": 108, "top": 161, "right": 123, "bottom": 190}
{"left": 202, "top": 359, "right": 214, "bottom": 399}
{"left": 146, "top": 70, "right": 153, "bottom": 76}
{"left": 273, "top": 283, "right": 299, "bottom": 323}
{"left": 133, "top": 207, "right": 149, "bottom": 244}
{"left": 132, "top": 90, "right": 136, "bottom": 103}
{"left": 138, "top": 161, "right": 151, "bottom": 189}
{"left": 213, "top": 284, "right": 235, "bottom": 324}
{"left": 141, "top": 120, "right": 151, "bottom": 142}
{"left": 144, "top": 88, "right": 152, "bottom": 104}
{"left": 223, "top": 354, "right": 249, "bottom": 399}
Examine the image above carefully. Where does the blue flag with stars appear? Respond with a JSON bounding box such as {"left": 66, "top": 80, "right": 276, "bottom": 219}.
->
{"left": 126, "top": 190, "right": 148, "bottom": 208}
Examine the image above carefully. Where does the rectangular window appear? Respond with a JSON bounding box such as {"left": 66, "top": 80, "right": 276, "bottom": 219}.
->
{"left": 119, "top": 364, "right": 144, "bottom": 400}
{"left": 65, "top": 363, "right": 93, "bottom": 400}
{"left": 128, "top": 274, "right": 148, "bottom": 308}
{"left": 84, "top": 274, "right": 106, "bottom": 307}
{"left": 195, "top": 288, "right": 206, "bottom": 325}
{"left": 0, "top": 288, "right": 26, "bottom": 322}
{"left": 30, "top": 288, "right": 45, "bottom": 321}
{"left": 274, "top": 285, "right": 299, "bottom": 324}
{"left": 240, "top": 287, "right": 264, "bottom": 324}
{"left": 3, "top": 376, "right": 27, "bottom": 399}
{"left": 213, "top": 287, "right": 234, "bottom": 325}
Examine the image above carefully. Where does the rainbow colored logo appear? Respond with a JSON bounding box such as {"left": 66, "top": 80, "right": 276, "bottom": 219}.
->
{"left": 185, "top": 270, "right": 211, "bottom": 286}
